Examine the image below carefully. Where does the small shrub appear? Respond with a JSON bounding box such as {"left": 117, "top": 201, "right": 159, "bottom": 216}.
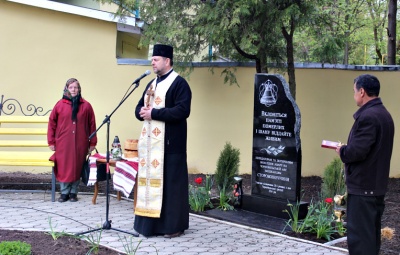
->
{"left": 321, "top": 157, "right": 346, "bottom": 199}
{"left": 0, "top": 241, "right": 31, "bottom": 255}
{"left": 215, "top": 142, "right": 240, "bottom": 210}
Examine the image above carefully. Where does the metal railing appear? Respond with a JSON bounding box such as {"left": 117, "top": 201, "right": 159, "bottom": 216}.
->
{"left": 0, "top": 95, "right": 52, "bottom": 116}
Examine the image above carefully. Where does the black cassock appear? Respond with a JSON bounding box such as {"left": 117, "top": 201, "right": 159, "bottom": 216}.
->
{"left": 133, "top": 72, "right": 191, "bottom": 236}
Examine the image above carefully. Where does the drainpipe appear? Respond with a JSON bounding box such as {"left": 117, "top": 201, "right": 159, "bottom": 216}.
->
{"left": 209, "top": 44, "right": 212, "bottom": 62}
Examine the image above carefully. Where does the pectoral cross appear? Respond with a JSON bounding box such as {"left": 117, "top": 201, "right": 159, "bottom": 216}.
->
{"left": 145, "top": 85, "right": 155, "bottom": 107}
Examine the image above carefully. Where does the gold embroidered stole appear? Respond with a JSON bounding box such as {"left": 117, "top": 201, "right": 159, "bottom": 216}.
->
{"left": 135, "top": 71, "right": 178, "bottom": 218}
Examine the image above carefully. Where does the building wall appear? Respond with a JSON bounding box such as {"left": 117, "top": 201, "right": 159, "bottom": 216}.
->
{"left": 1, "top": 1, "right": 399, "bottom": 177}
{"left": 116, "top": 31, "right": 148, "bottom": 59}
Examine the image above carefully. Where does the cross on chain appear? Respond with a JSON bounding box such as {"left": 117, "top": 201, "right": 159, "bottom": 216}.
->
{"left": 145, "top": 85, "right": 155, "bottom": 107}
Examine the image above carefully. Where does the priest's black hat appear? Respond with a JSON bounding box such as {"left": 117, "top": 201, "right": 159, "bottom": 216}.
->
{"left": 152, "top": 44, "right": 173, "bottom": 59}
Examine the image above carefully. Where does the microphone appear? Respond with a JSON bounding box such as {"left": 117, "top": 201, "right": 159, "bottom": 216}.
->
{"left": 131, "top": 70, "right": 151, "bottom": 85}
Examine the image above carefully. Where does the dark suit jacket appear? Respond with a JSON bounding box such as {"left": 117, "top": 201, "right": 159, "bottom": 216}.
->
{"left": 339, "top": 98, "right": 394, "bottom": 196}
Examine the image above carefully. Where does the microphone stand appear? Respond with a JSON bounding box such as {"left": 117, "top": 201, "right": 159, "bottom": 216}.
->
{"left": 76, "top": 80, "right": 143, "bottom": 237}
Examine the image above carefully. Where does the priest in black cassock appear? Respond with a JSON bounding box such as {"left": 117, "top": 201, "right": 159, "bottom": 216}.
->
{"left": 134, "top": 44, "right": 191, "bottom": 238}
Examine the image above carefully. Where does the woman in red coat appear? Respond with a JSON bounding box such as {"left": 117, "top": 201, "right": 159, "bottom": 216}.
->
{"left": 48, "top": 78, "right": 97, "bottom": 202}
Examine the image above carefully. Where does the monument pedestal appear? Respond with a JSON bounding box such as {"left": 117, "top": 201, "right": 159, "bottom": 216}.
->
{"left": 242, "top": 194, "right": 309, "bottom": 220}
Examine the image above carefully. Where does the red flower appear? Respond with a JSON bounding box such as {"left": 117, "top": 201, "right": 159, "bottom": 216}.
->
{"left": 194, "top": 177, "right": 203, "bottom": 185}
{"left": 325, "top": 197, "right": 333, "bottom": 204}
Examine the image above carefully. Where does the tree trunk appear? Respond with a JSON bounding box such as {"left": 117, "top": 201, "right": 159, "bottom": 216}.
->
{"left": 387, "top": 0, "right": 397, "bottom": 65}
{"left": 367, "top": 0, "right": 385, "bottom": 64}
{"left": 343, "top": 41, "right": 349, "bottom": 65}
{"left": 373, "top": 27, "right": 383, "bottom": 64}
{"left": 282, "top": 20, "right": 296, "bottom": 100}
{"left": 343, "top": 0, "right": 350, "bottom": 65}
{"left": 286, "top": 38, "right": 296, "bottom": 100}
{"left": 256, "top": 58, "right": 269, "bottom": 74}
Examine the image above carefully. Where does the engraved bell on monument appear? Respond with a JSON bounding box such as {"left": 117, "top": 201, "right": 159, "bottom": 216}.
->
{"left": 259, "top": 79, "right": 278, "bottom": 107}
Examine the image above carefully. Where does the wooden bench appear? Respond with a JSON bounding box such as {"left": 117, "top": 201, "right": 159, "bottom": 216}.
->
{"left": 0, "top": 115, "right": 56, "bottom": 202}
{"left": 0, "top": 116, "right": 117, "bottom": 204}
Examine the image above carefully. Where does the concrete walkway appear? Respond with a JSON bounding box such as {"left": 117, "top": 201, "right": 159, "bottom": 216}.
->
{"left": 0, "top": 192, "right": 349, "bottom": 255}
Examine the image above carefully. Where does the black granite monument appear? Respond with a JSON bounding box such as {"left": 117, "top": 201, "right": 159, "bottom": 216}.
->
{"left": 242, "top": 74, "right": 308, "bottom": 219}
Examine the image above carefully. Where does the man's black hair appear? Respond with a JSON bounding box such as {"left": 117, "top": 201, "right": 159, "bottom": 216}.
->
{"left": 354, "top": 74, "right": 380, "bottom": 97}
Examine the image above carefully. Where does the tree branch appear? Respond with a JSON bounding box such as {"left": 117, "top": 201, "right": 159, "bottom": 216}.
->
{"left": 229, "top": 38, "right": 258, "bottom": 60}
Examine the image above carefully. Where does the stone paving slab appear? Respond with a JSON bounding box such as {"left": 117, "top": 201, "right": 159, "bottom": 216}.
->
{"left": 0, "top": 192, "right": 349, "bottom": 255}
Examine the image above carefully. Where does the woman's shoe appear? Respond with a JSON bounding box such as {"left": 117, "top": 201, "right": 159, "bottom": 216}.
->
{"left": 69, "top": 193, "right": 78, "bottom": 202}
{"left": 58, "top": 194, "right": 69, "bottom": 202}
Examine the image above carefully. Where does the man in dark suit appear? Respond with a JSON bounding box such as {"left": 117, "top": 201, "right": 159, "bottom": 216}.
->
{"left": 336, "top": 74, "right": 395, "bottom": 255}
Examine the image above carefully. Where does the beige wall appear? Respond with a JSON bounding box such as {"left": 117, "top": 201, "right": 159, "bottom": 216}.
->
{"left": 1, "top": 1, "right": 399, "bottom": 177}
{"left": 295, "top": 70, "right": 400, "bottom": 177}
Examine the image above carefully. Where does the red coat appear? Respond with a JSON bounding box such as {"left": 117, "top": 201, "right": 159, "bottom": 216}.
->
{"left": 48, "top": 98, "right": 97, "bottom": 182}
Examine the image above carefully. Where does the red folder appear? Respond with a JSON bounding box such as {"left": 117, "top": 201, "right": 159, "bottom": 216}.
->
{"left": 321, "top": 140, "right": 339, "bottom": 149}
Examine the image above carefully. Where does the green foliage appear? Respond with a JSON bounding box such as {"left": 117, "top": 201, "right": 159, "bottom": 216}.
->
{"left": 189, "top": 175, "right": 214, "bottom": 212}
{"left": 203, "top": 174, "right": 213, "bottom": 195}
{"left": 81, "top": 228, "right": 103, "bottom": 255}
{"left": 284, "top": 197, "right": 345, "bottom": 241}
{"left": 214, "top": 142, "right": 240, "bottom": 211}
{"left": 293, "top": 0, "right": 393, "bottom": 65}
{"left": 308, "top": 199, "right": 336, "bottom": 241}
{"left": 283, "top": 202, "right": 301, "bottom": 232}
{"left": 119, "top": 0, "right": 317, "bottom": 89}
{"left": 119, "top": 236, "right": 142, "bottom": 255}
{"left": 0, "top": 241, "right": 31, "bottom": 255}
{"left": 99, "top": 0, "right": 396, "bottom": 69}
{"left": 47, "top": 216, "right": 99, "bottom": 254}
{"left": 321, "top": 157, "right": 346, "bottom": 199}
{"left": 336, "top": 221, "right": 347, "bottom": 237}
{"left": 96, "top": 0, "right": 138, "bottom": 15}
{"left": 215, "top": 142, "right": 240, "bottom": 193}
{"left": 217, "top": 187, "right": 234, "bottom": 211}
{"left": 284, "top": 197, "right": 314, "bottom": 233}
{"left": 312, "top": 36, "right": 345, "bottom": 64}
{"left": 46, "top": 217, "right": 74, "bottom": 241}
{"left": 118, "top": 235, "right": 158, "bottom": 255}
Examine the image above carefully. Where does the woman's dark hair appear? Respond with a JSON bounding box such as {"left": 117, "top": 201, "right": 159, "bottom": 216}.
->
{"left": 354, "top": 74, "right": 380, "bottom": 97}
